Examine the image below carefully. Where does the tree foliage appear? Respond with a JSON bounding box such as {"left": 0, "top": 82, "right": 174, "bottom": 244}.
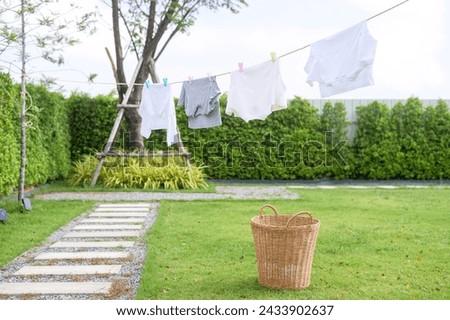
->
{"left": 0, "top": 0, "right": 97, "bottom": 68}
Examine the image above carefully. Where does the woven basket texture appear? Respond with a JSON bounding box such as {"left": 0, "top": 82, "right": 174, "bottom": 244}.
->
{"left": 251, "top": 204, "right": 320, "bottom": 290}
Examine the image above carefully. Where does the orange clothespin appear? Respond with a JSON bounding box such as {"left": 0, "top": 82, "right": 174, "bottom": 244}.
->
{"left": 238, "top": 62, "right": 244, "bottom": 73}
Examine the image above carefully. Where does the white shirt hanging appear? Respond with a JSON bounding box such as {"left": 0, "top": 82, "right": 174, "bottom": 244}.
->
{"left": 138, "top": 83, "right": 178, "bottom": 146}
{"left": 226, "top": 59, "right": 287, "bottom": 122}
{"left": 304, "top": 21, "right": 377, "bottom": 98}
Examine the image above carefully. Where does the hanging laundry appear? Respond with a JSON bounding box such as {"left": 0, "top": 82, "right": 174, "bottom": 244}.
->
{"left": 138, "top": 83, "right": 179, "bottom": 146}
{"left": 226, "top": 59, "right": 287, "bottom": 122}
{"left": 178, "top": 76, "right": 222, "bottom": 129}
{"left": 304, "top": 21, "right": 377, "bottom": 98}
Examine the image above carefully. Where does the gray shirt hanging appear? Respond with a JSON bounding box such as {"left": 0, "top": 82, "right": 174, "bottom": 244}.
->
{"left": 178, "top": 76, "right": 222, "bottom": 129}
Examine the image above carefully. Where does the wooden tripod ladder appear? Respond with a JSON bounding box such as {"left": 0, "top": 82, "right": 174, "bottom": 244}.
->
{"left": 91, "top": 58, "right": 191, "bottom": 186}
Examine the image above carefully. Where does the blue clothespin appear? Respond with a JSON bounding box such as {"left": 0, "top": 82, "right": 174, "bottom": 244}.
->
{"left": 163, "top": 78, "right": 168, "bottom": 86}
{"left": 145, "top": 79, "right": 150, "bottom": 88}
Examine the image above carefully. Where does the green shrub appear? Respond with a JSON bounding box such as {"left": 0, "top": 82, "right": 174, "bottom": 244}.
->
{"left": 0, "top": 73, "right": 20, "bottom": 194}
{"left": 67, "top": 92, "right": 118, "bottom": 161}
{"left": 68, "top": 155, "right": 208, "bottom": 190}
{"left": 353, "top": 101, "right": 400, "bottom": 179}
{"left": 423, "top": 100, "right": 450, "bottom": 179}
{"left": 170, "top": 96, "right": 349, "bottom": 180}
{"left": 67, "top": 154, "right": 101, "bottom": 186}
{"left": 0, "top": 75, "right": 71, "bottom": 195}
{"left": 33, "top": 85, "right": 71, "bottom": 179}
{"left": 276, "top": 98, "right": 324, "bottom": 180}
{"left": 319, "top": 102, "right": 353, "bottom": 179}
{"left": 22, "top": 84, "right": 71, "bottom": 184}
{"left": 353, "top": 98, "right": 450, "bottom": 179}
{"left": 389, "top": 98, "right": 429, "bottom": 179}
{"left": 68, "top": 90, "right": 449, "bottom": 181}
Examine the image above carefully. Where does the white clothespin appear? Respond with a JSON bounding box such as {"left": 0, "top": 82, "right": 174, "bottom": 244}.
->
{"left": 188, "top": 76, "right": 193, "bottom": 85}
{"left": 207, "top": 73, "right": 212, "bottom": 81}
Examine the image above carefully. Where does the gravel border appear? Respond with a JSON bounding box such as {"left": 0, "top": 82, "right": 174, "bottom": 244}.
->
{"left": 35, "top": 186, "right": 300, "bottom": 201}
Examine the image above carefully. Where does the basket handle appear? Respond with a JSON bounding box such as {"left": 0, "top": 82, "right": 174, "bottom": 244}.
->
{"left": 286, "top": 211, "right": 313, "bottom": 228}
{"left": 259, "top": 204, "right": 279, "bottom": 217}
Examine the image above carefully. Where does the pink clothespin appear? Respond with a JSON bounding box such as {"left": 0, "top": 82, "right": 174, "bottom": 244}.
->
{"left": 238, "top": 62, "right": 244, "bottom": 73}
{"left": 188, "top": 76, "right": 193, "bottom": 85}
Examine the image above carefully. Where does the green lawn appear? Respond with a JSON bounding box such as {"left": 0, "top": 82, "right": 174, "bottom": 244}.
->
{"left": 0, "top": 199, "right": 95, "bottom": 267}
{"left": 137, "top": 188, "right": 450, "bottom": 299}
{"left": 1, "top": 188, "right": 448, "bottom": 300}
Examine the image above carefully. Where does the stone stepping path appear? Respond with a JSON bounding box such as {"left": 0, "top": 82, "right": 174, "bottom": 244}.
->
{"left": 72, "top": 224, "right": 142, "bottom": 230}
{"left": 34, "top": 251, "right": 130, "bottom": 260}
{"left": 63, "top": 230, "right": 141, "bottom": 238}
{"left": 0, "top": 282, "right": 111, "bottom": 295}
{"left": 98, "top": 204, "right": 150, "bottom": 208}
{"left": 50, "top": 241, "right": 135, "bottom": 248}
{"left": 14, "top": 265, "right": 122, "bottom": 276}
{"left": 95, "top": 207, "right": 149, "bottom": 212}
{"left": 0, "top": 203, "right": 154, "bottom": 299}
{"left": 90, "top": 212, "right": 148, "bottom": 217}
{"left": 80, "top": 218, "right": 145, "bottom": 223}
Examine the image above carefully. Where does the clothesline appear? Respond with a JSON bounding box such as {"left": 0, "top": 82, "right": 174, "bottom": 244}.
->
{"left": 279, "top": 0, "right": 410, "bottom": 59}
{"left": 57, "top": 0, "right": 410, "bottom": 87}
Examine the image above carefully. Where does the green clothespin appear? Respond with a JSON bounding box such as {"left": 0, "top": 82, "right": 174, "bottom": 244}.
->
{"left": 270, "top": 52, "right": 277, "bottom": 62}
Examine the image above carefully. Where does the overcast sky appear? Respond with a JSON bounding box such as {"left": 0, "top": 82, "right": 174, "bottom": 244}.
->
{"left": 7, "top": 0, "right": 450, "bottom": 100}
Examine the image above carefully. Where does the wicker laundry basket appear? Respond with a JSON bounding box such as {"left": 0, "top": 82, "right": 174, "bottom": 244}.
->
{"left": 250, "top": 204, "right": 321, "bottom": 290}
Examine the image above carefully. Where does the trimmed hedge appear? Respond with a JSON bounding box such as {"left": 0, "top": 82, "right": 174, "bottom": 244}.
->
{"left": 0, "top": 73, "right": 72, "bottom": 195}
{"left": 150, "top": 96, "right": 450, "bottom": 180}
{"left": 0, "top": 73, "right": 20, "bottom": 194}
{"left": 149, "top": 96, "right": 355, "bottom": 180}
{"left": 69, "top": 95, "right": 356, "bottom": 181}
{"left": 24, "top": 84, "right": 71, "bottom": 184}
{"left": 353, "top": 98, "right": 450, "bottom": 179}
{"left": 67, "top": 92, "right": 118, "bottom": 161}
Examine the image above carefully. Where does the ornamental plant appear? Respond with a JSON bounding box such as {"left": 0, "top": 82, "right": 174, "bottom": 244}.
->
{"left": 68, "top": 155, "right": 208, "bottom": 190}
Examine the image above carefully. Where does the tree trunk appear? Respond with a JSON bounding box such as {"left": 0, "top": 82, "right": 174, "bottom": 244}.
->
{"left": 111, "top": 0, "right": 175, "bottom": 151}
{"left": 18, "top": 0, "right": 26, "bottom": 203}
{"left": 111, "top": 0, "right": 143, "bottom": 151}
